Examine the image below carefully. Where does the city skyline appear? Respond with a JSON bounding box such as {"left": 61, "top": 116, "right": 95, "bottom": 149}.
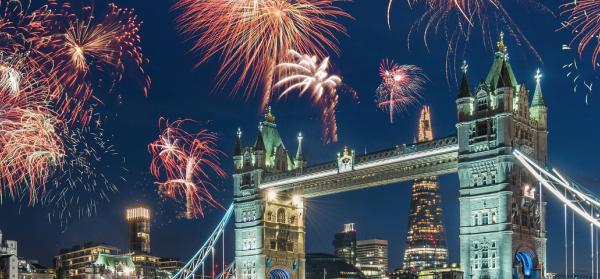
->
{"left": 1, "top": 0, "right": 600, "bottom": 277}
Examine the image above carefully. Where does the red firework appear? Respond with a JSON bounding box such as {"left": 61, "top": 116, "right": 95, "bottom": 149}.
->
{"left": 45, "top": 2, "right": 151, "bottom": 126}
{"left": 376, "top": 59, "right": 427, "bottom": 124}
{"left": 0, "top": 53, "right": 65, "bottom": 205}
{"left": 561, "top": 0, "right": 600, "bottom": 66}
{"left": 149, "top": 119, "right": 226, "bottom": 219}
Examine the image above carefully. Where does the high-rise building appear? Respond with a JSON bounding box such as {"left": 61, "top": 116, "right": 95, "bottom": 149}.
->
{"left": 403, "top": 106, "right": 448, "bottom": 271}
{"left": 356, "top": 239, "right": 388, "bottom": 279}
{"left": 54, "top": 242, "right": 120, "bottom": 278}
{"left": 126, "top": 206, "right": 151, "bottom": 254}
{"left": 332, "top": 223, "right": 357, "bottom": 266}
{"left": 0, "top": 230, "right": 18, "bottom": 279}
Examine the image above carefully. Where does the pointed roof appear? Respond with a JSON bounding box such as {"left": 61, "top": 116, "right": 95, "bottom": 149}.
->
{"left": 496, "top": 60, "right": 514, "bottom": 88}
{"left": 295, "top": 133, "right": 304, "bottom": 162}
{"left": 235, "top": 128, "right": 242, "bottom": 156}
{"left": 417, "top": 106, "right": 433, "bottom": 142}
{"left": 256, "top": 107, "right": 293, "bottom": 169}
{"left": 486, "top": 32, "right": 517, "bottom": 89}
{"left": 255, "top": 127, "right": 265, "bottom": 151}
{"left": 458, "top": 61, "right": 471, "bottom": 98}
{"left": 531, "top": 69, "right": 546, "bottom": 107}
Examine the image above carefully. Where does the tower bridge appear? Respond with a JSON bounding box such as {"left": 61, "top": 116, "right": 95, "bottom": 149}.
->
{"left": 173, "top": 33, "right": 554, "bottom": 279}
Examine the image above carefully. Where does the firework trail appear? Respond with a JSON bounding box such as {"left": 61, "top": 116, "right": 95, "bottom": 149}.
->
{"left": 0, "top": 53, "right": 64, "bottom": 205}
{"left": 390, "top": 0, "right": 548, "bottom": 82}
{"left": 43, "top": 126, "right": 124, "bottom": 228}
{"left": 46, "top": 2, "right": 151, "bottom": 126}
{"left": 173, "top": 0, "right": 351, "bottom": 112}
{"left": 149, "top": 119, "right": 226, "bottom": 219}
{"left": 560, "top": 0, "right": 600, "bottom": 67}
{"left": 274, "top": 49, "right": 349, "bottom": 143}
{"left": 561, "top": 44, "right": 597, "bottom": 105}
{"left": 376, "top": 59, "right": 427, "bottom": 124}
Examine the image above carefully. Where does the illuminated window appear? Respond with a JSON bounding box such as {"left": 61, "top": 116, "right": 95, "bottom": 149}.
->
{"left": 277, "top": 208, "right": 286, "bottom": 223}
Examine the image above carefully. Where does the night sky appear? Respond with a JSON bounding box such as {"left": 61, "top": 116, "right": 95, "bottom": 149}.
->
{"left": 1, "top": 0, "right": 600, "bottom": 275}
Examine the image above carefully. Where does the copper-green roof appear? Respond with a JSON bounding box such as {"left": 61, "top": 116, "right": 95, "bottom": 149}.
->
{"left": 94, "top": 253, "right": 135, "bottom": 270}
{"left": 485, "top": 53, "right": 517, "bottom": 90}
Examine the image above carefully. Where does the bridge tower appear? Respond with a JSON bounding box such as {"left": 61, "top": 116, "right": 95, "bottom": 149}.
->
{"left": 456, "top": 33, "right": 548, "bottom": 278}
{"left": 233, "top": 108, "right": 307, "bottom": 279}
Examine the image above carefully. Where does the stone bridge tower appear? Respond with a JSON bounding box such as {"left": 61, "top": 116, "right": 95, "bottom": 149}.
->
{"left": 456, "top": 33, "right": 548, "bottom": 278}
{"left": 233, "top": 108, "right": 307, "bottom": 279}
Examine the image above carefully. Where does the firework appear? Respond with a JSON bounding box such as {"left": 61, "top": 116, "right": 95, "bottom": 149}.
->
{"left": 561, "top": 44, "right": 596, "bottom": 105}
{"left": 0, "top": 54, "right": 64, "bottom": 204}
{"left": 46, "top": 2, "right": 151, "bottom": 126}
{"left": 149, "top": 119, "right": 226, "bottom": 219}
{"left": 173, "top": 0, "right": 350, "bottom": 112}
{"left": 274, "top": 49, "right": 346, "bottom": 143}
{"left": 561, "top": 0, "right": 600, "bottom": 67}
{"left": 43, "top": 126, "right": 123, "bottom": 227}
{"left": 376, "top": 59, "right": 427, "bottom": 124}
{"left": 394, "top": 0, "right": 547, "bottom": 82}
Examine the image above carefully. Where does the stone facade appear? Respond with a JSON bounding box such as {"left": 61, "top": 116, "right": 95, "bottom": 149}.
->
{"left": 456, "top": 33, "right": 548, "bottom": 279}
{"left": 233, "top": 108, "right": 306, "bottom": 279}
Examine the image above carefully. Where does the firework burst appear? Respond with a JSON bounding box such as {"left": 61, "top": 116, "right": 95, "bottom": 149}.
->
{"left": 0, "top": 53, "right": 64, "bottom": 205}
{"left": 43, "top": 126, "right": 124, "bottom": 227}
{"left": 46, "top": 2, "right": 151, "bottom": 126}
{"left": 149, "top": 119, "right": 226, "bottom": 219}
{"left": 173, "top": 0, "right": 351, "bottom": 112}
{"left": 274, "top": 49, "right": 348, "bottom": 143}
{"left": 391, "top": 0, "right": 547, "bottom": 82}
{"left": 376, "top": 59, "right": 427, "bottom": 124}
{"left": 561, "top": 0, "right": 600, "bottom": 67}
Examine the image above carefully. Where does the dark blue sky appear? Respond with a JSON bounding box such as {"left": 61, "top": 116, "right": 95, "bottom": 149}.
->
{"left": 1, "top": 0, "right": 600, "bottom": 275}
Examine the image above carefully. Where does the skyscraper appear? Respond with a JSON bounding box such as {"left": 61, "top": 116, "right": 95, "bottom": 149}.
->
{"left": 126, "top": 206, "right": 151, "bottom": 254}
{"left": 356, "top": 239, "right": 388, "bottom": 279}
{"left": 402, "top": 106, "right": 448, "bottom": 270}
{"left": 332, "top": 223, "right": 357, "bottom": 266}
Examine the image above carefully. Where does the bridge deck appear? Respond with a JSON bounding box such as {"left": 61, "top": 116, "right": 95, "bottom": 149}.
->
{"left": 260, "top": 136, "right": 459, "bottom": 197}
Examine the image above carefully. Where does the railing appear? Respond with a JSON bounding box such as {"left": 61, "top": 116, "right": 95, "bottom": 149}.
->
{"left": 261, "top": 135, "right": 458, "bottom": 184}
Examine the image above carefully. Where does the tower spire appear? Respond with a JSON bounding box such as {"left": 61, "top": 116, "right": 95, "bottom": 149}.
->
{"left": 458, "top": 60, "right": 471, "bottom": 99}
{"left": 235, "top": 128, "right": 243, "bottom": 156}
{"left": 531, "top": 69, "right": 546, "bottom": 107}
{"left": 417, "top": 106, "right": 433, "bottom": 142}
{"left": 497, "top": 31, "right": 508, "bottom": 55}
{"left": 295, "top": 132, "right": 305, "bottom": 168}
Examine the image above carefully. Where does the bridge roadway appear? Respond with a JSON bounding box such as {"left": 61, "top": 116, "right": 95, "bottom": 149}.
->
{"left": 259, "top": 135, "right": 459, "bottom": 197}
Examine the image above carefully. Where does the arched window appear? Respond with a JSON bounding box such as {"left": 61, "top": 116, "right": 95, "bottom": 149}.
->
{"left": 482, "top": 212, "right": 489, "bottom": 225}
{"left": 277, "top": 208, "right": 286, "bottom": 223}
{"left": 266, "top": 211, "right": 273, "bottom": 222}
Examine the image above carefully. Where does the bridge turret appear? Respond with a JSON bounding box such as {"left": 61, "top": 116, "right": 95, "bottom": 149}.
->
{"left": 294, "top": 133, "right": 306, "bottom": 169}
{"left": 456, "top": 32, "right": 547, "bottom": 279}
{"left": 456, "top": 60, "right": 473, "bottom": 122}
{"left": 234, "top": 128, "right": 244, "bottom": 171}
{"left": 530, "top": 69, "right": 547, "bottom": 129}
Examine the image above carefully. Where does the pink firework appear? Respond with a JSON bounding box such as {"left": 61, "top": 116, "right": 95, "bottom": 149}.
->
{"left": 561, "top": 0, "right": 600, "bottom": 66}
{"left": 376, "top": 59, "right": 427, "bottom": 124}
{"left": 45, "top": 2, "right": 151, "bottom": 126}
{"left": 148, "top": 119, "right": 226, "bottom": 219}
{"left": 274, "top": 50, "right": 348, "bottom": 144}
